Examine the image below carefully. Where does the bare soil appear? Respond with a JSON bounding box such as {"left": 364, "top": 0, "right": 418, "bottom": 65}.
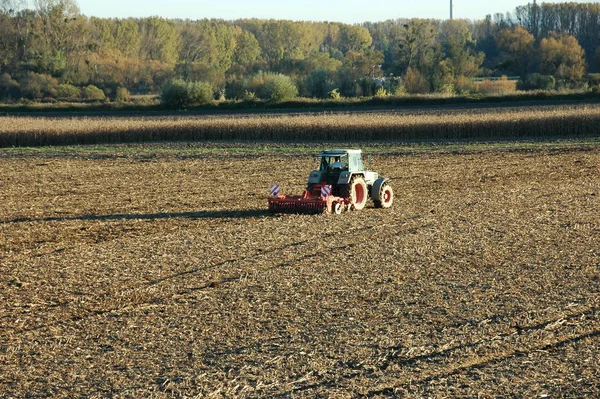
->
{"left": 1, "top": 143, "right": 599, "bottom": 398}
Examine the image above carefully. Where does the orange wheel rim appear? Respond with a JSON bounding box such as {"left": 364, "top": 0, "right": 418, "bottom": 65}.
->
{"left": 383, "top": 188, "right": 392, "bottom": 204}
{"left": 355, "top": 184, "right": 365, "bottom": 203}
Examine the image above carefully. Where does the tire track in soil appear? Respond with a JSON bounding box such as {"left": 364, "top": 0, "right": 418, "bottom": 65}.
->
{"left": 362, "top": 308, "right": 600, "bottom": 396}
{"left": 0, "top": 214, "right": 432, "bottom": 336}
{"left": 265, "top": 306, "right": 600, "bottom": 397}
{"left": 365, "top": 324, "right": 600, "bottom": 397}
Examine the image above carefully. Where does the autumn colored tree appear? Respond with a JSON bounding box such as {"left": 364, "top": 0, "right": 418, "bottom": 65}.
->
{"left": 538, "top": 33, "right": 587, "bottom": 82}
{"left": 495, "top": 25, "right": 535, "bottom": 77}
{"left": 403, "top": 67, "right": 430, "bottom": 93}
{"left": 2, "top": 0, "right": 600, "bottom": 102}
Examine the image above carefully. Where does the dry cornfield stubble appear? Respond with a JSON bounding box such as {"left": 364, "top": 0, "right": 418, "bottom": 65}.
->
{"left": 1, "top": 142, "right": 599, "bottom": 398}
{"left": 2, "top": 103, "right": 600, "bottom": 147}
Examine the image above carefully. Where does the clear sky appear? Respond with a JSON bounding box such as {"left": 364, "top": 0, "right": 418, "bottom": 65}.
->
{"left": 69, "top": 0, "right": 597, "bottom": 23}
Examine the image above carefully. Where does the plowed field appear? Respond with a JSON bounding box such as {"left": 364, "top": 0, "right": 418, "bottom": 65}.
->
{"left": 1, "top": 142, "right": 599, "bottom": 398}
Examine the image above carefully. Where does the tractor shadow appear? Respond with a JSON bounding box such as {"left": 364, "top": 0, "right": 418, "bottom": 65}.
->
{"left": 3, "top": 209, "right": 270, "bottom": 224}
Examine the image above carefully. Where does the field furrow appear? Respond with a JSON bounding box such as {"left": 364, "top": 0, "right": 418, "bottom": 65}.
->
{"left": 1, "top": 142, "right": 599, "bottom": 397}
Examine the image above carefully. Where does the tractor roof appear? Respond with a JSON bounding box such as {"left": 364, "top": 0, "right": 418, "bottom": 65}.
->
{"left": 318, "top": 149, "right": 362, "bottom": 157}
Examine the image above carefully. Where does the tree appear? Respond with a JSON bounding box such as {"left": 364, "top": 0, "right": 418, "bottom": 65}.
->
{"left": 139, "top": 16, "right": 180, "bottom": 67}
{"left": 495, "top": 26, "right": 535, "bottom": 77}
{"left": 339, "top": 25, "right": 372, "bottom": 54}
{"left": 27, "top": 0, "right": 89, "bottom": 76}
{"left": 34, "top": 0, "right": 79, "bottom": 17}
{"left": 233, "top": 27, "right": 260, "bottom": 67}
{"left": 0, "top": 11, "right": 18, "bottom": 69}
{"left": 539, "top": 33, "right": 587, "bottom": 82}
{"left": 395, "top": 19, "right": 438, "bottom": 73}
{"left": 438, "top": 20, "right": 485, "bottom": 84}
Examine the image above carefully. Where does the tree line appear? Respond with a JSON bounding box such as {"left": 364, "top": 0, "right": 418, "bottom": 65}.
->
{"left": 0, "top": 0, "right": 597, "bottom": 104}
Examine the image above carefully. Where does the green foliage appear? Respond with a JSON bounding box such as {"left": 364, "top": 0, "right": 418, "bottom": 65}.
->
{"left": 186, "top": 81, "right": 215, "bottom": 104}
{"left": 495, "top": 26, "right": 535, "bottom": 77}
{"left": 56, "top": 83, "right": 80, "bottom": 100}
{"left": 1, "top": 2, "right": 600, "bottom": 105}
{"left": 91, "top": 17, "right": 141, "bottom": 58}
{"left": 259, "top": 73, "right": 298, "bottom": 102}
{"left": 161, "top": 79, "right": 214, "bottom": 108}
{"left": 243, "top": 90, "right": 257, "bottom": 101}
{"left": 439, "top": 20, "right": 485, "bottom": 84}
{"left": 115, "top": 87, "right": 131, "bottom": 102}
{"left": 175, "top": 61, "right": 226, "bottom": 90}
{"left": 305, "top": 69, "right": 337, "bottom": 98}
{"left": 339, "top": 25, "right": 373, "bottom": 53}
{"left": 375, "top": 86, "right": 388, "bottom": 97}
{"left": 328, "top": 88, "right": 341, "bottom": 99}
{"left": 0, "top": 73, "right": 20, "bottom": 100}
{"left": 395, "top": 19, "right": 439, "bottom": 73}
{"left": 139, "top": 16, "right": 180, "bottom": 66}
{"left": 19, "top": 72, "right": 58, "bottom": 100}
{"left": 224, "top": 77, "right": 246, "bottom": 100}
{"left": 517, "top": 74, "right": 556, "bottom": 91}
{"left": 83, "top": 85, "right": 106, "bottom": 101}
{"left": 233, "top": 29, "right": 261, "bottom": 67}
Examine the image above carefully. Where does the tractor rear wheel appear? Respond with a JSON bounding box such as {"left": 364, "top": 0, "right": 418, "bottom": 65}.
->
{"left": 374, "top": 183, "right": 394, "bottom": 208}
{"left": 341, "top": 176, "right": 368, "bottom": 210}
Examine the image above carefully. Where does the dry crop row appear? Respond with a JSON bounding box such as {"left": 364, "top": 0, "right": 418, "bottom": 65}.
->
{"left": 2, "top": 103, "right": 600, "bottom": 147}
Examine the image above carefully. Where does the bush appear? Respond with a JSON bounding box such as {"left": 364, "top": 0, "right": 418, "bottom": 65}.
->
{"left": 19, "top": 72, "right": 58, "bottom": 100}
{"left": 56, "top": 84, "right": 81, "bottom": 100}
{"left": 517, "top": 74, "right": 556, "bottom": 91}
{"left": 454, "top": 76, "right": 476, "bottom": 94}
{"left": 328, "top": 88, "right": 341, "bottom": 99}
{"left": 476, "top": 76, "right": 517, "bottom": 95}
{"left": 187, "top": 81, "right": 214, "bottom": 104}
{"left": 375, "top": 86, "right": 388, "bottom": 97}
{"left": 115, "top": 87, "right": 131, "bottom": 102}
{"left": 403, "top": 68, "right": 430, "bottom": 94}
{"left": 260, "top": 73, "right": 298, "bottom": 103}
{"left": 587, "top": 73, "right": 600, "bottom": 87}
{"left": 305, "top": 69, "right": 337, "bottom": 99}
{"left": 225, "top": 78, "right": 246, "bottom": 100}
{"left": 0, "top": 73, "right": 20, "bottom": 100}
{"left": 161, "top": 79, "right": 214, "bottom": 108}
{"left": 243, "top": 90, "right": 257, "bottom": 101}
{"left": 83, "top": 85, "right": 106, "bottom": 101}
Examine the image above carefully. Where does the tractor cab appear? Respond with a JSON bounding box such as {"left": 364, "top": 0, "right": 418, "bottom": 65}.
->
{"left": 317, "top": 149, "right": 364, "bottom": 172}
{"left": 319, "top": 154, "right": 347, "bottom": 171}
{"left": 311, "top": 149, "right": 365, "bottom": 186}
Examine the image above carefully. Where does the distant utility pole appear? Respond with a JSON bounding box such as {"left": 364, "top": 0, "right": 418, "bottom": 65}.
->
{"left": 450, "top": 0, "right": 454, "bottom": 20}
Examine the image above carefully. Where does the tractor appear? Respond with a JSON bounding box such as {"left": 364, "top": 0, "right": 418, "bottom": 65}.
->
{"left": 268, "top": 149, "right": 393, "bottom": 214}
